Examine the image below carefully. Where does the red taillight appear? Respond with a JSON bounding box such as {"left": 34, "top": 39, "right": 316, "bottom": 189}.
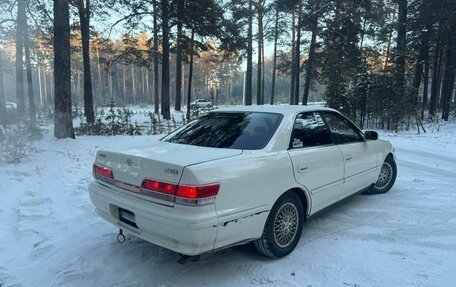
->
{"left": 141, "top": 179, "right": 177, "bottom": 195}
{"left": 176, "top": 184, "right": 220, "bottom": 199}
{"left": 140, "top": 179, "right": 219, "bottom": 205}
{"left": 93, "top": 164, "right": 114, "bottom": 179}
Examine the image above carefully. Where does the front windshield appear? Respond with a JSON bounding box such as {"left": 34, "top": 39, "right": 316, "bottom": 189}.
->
{"left": 162, "top": 112, "right": 283, "bottom": 150}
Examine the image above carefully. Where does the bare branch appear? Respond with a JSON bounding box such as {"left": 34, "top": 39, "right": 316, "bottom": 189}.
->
{"left": 105, "top": 12, "right": 149, "bottom": 39}
{"left": 0, "top": 19, "right": 15, "bottom": 26}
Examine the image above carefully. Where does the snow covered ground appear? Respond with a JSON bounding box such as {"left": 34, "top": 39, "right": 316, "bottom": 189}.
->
{"left": 1, "top": 120, "right": 456, "bottom": 287}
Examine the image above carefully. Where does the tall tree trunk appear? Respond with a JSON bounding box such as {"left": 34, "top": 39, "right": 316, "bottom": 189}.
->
{"left": 256, "top": 0, "right": 263, "bottom": 105}
{"left": 108, "top": 64, "right": 113, "bottom": 100}
{"left": 38, "top": 64, "right": 43, "bottom": 107}
{"left": 16, "top": 0, "right": 26, "bottom": 116}
{"left": 395, "top": 0, "right": 407, "bottom": 87}
{"left": 392, "top": 0, "right": 407, "bottom": 131}
{"left": 175, "top": 0, "right": 183, "bottom": 111}
{"left": 78, "top": 0, "right": 94, "bottom": 122}
{"left": 290, "top": 7, "right": 296, "bottom": 104}
{"left": 145, "top": 68, "right": 149, "bottom": 96}
{"left": 383, "top": 5, "right": 397, "bottom": 72}
{"left": 0, "top": 51, "right": 6, "bottom": 125}
{"left": 24, "top": 23, "right": 36, "bottom": 123}
{"left": 411, "top": 14, "right": 431, "bottom": 118}
{"left": 153, "top": 0, "right": 159, "bottom": 113}
{"left": 186, "top": 30, "right": 194, "bottom": 120}
{"left": 294, "top": 0, "right": 303, "bottom": 105}
{"left": 141, "top": 66, "right": 145, "bottom": 100}
{"left": 302, "top": 0, "right": 320, "bottom": 105}
{"left": 71, "top": 71, "right": 76, "bottom": 103}
{"left": 422, "top": 52, "right": 430, "bottom": 119}
{"left": 50, "top": 72, "right": 54, "bottom": 102}
{"left": 122, "top": 65, "right": 126, "bottom": 103}
{"left": 43, "top": 67, "right": 48, "bottom": 106}
{"left": 131, "top": 65, "right": 136, "bottom": 102}
{"left": 261, "top": 29, "right": 265, "bottom": 105}
{"left": 359, "top": 17, "right": 368, "bottom": 129}
{"left": 429, "top": 20, "right": 443, "bottom": 116}
{"left": 421, "top": 13, "right": 432, "bottom": 119}
{"left": 441, "top": 23, "right": 456, "bottom": 121}
{"left": 359, "top": 18, "right": 366, "bottom": 52}
{"left": 441, "top": 67, "right": 455, "bottom": 121}
{"left": 76, "top": 71, "right": 81, "bottom": 104}
{"left": 161, "top": 0, "right": 170, "bottom": 119}
{"left": 54, "top": 0, "right": 75, "bottom": 139}
{"left": 270, "top": 2, "right": 279, "bottom": 105}
{"left": 245, "top": 0, "right": 253, "bottom": 105}
{"left": 96, "top": 46, "right": 103, "bottom": 102}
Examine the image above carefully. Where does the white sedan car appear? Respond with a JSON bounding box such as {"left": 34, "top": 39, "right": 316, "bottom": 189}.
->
{"left": 191, "top": 98, "right": 212, "bottom": 108}
{"left": 89, "top": 105, "right": 396, "bottom": 258}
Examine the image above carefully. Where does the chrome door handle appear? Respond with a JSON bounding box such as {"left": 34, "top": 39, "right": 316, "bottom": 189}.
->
{"left": 345, "top": 155, "right": 353, "bottom": 162}
{"left": 298, "top": 165, "right": 309, "bottom": 173}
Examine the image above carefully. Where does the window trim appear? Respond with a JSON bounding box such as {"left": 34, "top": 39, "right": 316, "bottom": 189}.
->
{"left": 319, "top": 111, "right": 365, "bottom": 145}
{"left": 288, "top": 111, "right": 335, "bottom": 150}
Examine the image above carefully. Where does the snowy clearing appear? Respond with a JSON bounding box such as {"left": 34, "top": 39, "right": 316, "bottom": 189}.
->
{"left": 1, "top": 122, "right": 456, "bottom": 287}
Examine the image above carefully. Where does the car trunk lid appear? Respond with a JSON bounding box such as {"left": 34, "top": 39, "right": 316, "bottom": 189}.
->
{"left": 94, "top": 141, "right": 242, "bottom": 206}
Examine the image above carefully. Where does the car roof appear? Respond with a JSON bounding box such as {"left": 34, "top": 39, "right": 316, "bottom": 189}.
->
{"left": 212, "top": 104, "right": 336, "bottom": 116}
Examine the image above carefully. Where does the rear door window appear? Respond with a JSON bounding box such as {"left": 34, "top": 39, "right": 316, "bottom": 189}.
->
{"left": 290, "top": 112, "right": 333, "bottom": 149}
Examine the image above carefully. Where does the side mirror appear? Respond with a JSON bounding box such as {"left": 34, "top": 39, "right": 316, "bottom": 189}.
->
{"left": 364, "top": 131, "right": 378, "bottom": 140}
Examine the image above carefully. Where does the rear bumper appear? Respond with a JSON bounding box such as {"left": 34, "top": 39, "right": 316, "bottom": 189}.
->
{"left": 88, "top": 181, "right": 218, "bottom": 256}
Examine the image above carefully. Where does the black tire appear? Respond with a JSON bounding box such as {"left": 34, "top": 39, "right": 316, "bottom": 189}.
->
{"left": 367, "top": 155, "right": 397, "bottom": 194}
{"left": 254, "top": 192, "right": 304, "bottom": 258}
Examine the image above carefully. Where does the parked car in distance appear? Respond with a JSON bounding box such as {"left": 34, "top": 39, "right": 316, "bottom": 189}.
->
{"left": 191, "top": 98, "right": 212, "bottom": 108}
{"left": 88, "top": 105, "right": 397, "bottom": 258}
{"left": 5, "top": 102, "right": 17, "bottom": 111}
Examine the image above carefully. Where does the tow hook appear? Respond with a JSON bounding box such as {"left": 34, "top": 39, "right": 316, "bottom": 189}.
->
{"left": 117, "top": 228, "right": 126, "bottom": 243}
{"left": 177, "top": 254, "right": 200, "bottom": 265}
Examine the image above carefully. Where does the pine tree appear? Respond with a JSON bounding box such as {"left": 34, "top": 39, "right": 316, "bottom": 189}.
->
{"left": 77, "top": 0, "right": 95, "bottom": 123}
{"left": 302, "top": 0, "right": 322, "bottom": 105}
{"left": 153, "top": 0, "right": 160, "bottom": 114}
{"left": 54, "top": 0, "right": 75, "bottom": 139}
{"left": 0, "top": 51, "right": 6, "bottom": 125}
{"left": 161, "top": 0, "right": 171, "bottom": 120}
{"left": 321, "top": 0, "right": 362, "bottom": 114}
{"left": 392, "top": 0, "right": 407, "bottom": 131}
{"left": 15, "top": 0, "right": 26, "bottom": 116}
{"left": 245, "top": 0, "right": 253, "bottom": 105}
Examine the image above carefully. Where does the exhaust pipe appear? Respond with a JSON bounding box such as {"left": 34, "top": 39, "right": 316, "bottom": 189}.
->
{"left": 177, "top": 254, "right": 200, "bottom": 265}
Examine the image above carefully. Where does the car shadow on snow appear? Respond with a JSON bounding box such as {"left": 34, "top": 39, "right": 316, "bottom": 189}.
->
{"left": 87, "top": 192, "right": 393, "bottom": 285}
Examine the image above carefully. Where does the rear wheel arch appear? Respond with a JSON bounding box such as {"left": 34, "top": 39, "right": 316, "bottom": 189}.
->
{"left": 287, "top": 187, "right": 310, "bottom": 218}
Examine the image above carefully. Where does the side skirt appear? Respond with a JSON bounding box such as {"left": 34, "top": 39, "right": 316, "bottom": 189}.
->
{"left": 308, "top": 185, "right": 371, "bottom": 219}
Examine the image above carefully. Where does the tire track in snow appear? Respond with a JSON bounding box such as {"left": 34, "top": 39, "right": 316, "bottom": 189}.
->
{"left": 17, "top": 193, "right": 54, "bottom": 251}
{"left": 395, "top": 147, "right": 456, "bottom": 164}
{"left": 398, "top": 159, "right": 456, "bottom": 178}
{"left": 395, "top": 146, "right": 456, "bottom": 179}
{"left": 335, "top": 228, "right": 456, "bottom": 252}
{"left": 299, "top": 218, "right": 456, "bottom": 253}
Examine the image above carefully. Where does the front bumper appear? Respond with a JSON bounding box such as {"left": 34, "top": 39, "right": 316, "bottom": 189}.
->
{"left": 88, "top": 181, "right": 218, "bottom": 256}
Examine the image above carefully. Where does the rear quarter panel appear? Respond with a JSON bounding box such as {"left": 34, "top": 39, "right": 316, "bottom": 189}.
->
{"left": 180, "top": 150, "right": 307, "bottom": 249}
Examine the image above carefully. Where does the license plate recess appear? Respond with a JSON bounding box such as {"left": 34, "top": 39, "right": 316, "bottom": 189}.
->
{"left": 118, "top": 208, "right": 138, "bottom": 229}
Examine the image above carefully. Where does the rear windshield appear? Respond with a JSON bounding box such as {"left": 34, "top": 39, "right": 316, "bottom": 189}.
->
{"left": 162, "top": 112, "right": 283, "bottom": 150}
